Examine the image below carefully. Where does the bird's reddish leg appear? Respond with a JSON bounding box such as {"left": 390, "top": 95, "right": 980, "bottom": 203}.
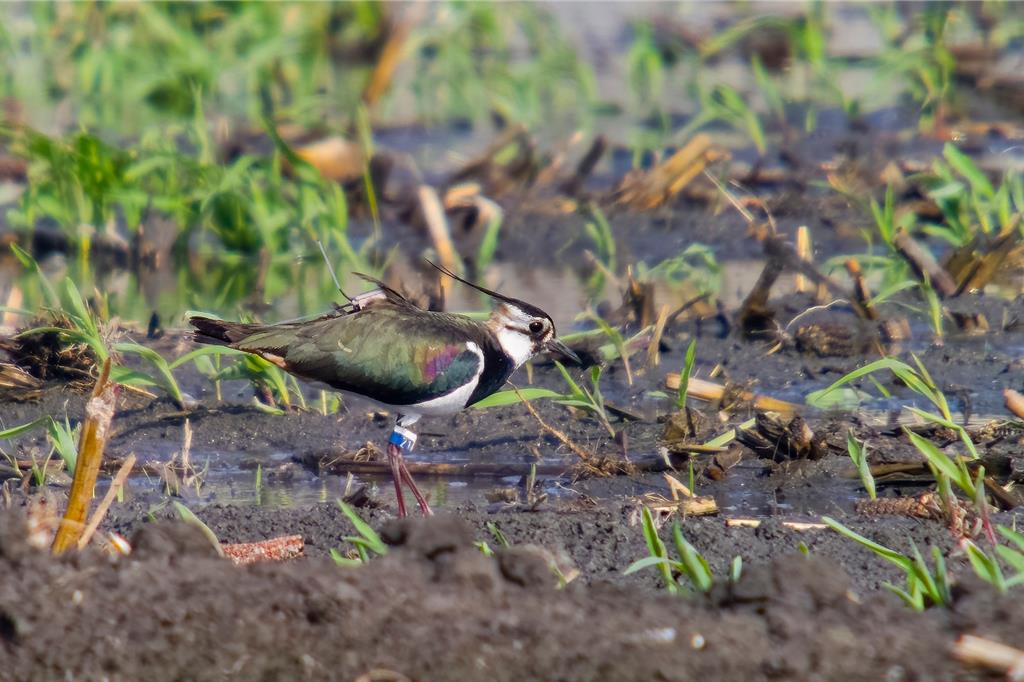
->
{"left": 388, "top": 421, "right": 431, "bottom": 517}
{"left": 398, "top": 459, "right": 433, "bottom": 516}
{"left": 385, "top": 442, "right": 408, "bottom": 518}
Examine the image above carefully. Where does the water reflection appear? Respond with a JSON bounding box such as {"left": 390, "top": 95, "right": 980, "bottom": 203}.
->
{"left": 1, "top": 244, "right": 736, "bottom": 333}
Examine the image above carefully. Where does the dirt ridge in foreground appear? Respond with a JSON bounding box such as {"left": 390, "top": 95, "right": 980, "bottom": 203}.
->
{"left": 0, "top": 511, "right": 1018, "bottom": 682}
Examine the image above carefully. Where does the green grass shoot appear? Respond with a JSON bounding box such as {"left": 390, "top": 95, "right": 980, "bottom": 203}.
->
{"left": 331, "top": 500, "right": 388, "bottom": 566}
{"left": 675, "top": 339, "right": 697, "bottom": 410}
{"left": 846, "top": 431, "right": 876, "bottom": 500}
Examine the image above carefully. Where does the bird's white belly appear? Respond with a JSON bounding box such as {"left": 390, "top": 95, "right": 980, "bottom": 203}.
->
{"left": 327, "top": 373, "right": 480, "bottom": 426}
{"left": 405, "top": 373, "right": 481, "bottom": 416}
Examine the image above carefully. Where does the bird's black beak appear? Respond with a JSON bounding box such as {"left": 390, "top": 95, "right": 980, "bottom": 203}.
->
{"left": 544, "top": 337, "right": 582, "bottom": 364}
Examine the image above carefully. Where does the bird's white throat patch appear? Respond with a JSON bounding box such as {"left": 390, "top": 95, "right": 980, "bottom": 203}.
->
{"left": 493, "top": 324, "right": 535, "bottom": 369}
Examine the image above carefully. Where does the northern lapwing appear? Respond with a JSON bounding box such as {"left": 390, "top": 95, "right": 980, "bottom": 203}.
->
{"left": 189, "top": 263, "right": 580, "bottom": 517}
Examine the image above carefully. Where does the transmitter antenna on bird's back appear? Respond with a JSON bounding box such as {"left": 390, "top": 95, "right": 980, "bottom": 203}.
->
{"left": 317, "top": 240, "right": 353, "bottom": 304}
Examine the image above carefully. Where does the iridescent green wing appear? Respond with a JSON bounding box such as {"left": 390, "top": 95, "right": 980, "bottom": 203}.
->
{"left": 234, "top": 306, "right": 483, "bottom": 405}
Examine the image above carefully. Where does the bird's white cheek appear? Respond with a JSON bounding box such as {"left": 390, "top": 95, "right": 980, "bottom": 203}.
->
{"left": 495, "top": 327, "right": 536, "bottom": 369}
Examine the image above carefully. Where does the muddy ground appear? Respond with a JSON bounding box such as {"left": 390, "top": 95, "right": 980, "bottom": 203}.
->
{"left": 2, "top": 278, "right": 1024, "bottom": 680}
{"left": 1, "top": 508, "right": 1023, "bottom": 681}
{"left": 4, "top": 160, "right": 1024, "bottom": 680}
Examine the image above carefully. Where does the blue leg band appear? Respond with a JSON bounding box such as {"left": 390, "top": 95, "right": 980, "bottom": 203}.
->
{"left": 389, "top": 426, "right": 417, "bottom": 451}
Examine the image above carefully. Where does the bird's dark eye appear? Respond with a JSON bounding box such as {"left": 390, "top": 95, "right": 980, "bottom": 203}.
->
{"left": 529, "top": 320, "right": 544, "bottom": 335}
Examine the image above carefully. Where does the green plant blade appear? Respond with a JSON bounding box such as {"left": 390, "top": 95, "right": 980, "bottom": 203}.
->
{"left": 623, "top": 555, "right": 675, "bottom": 575}
{"left": 672, "top": 523, "right": 713, "bottom": 593}
{"left": 807, "top": 357, "right": 915, "bottom": 407}
{"left": 336, "top": 499, "right": 387, "bottom": 556}
{"left": 0, "top": 416, "right": 50, "bottom": 440}
{"left": 10, "top": 244, "right": 60, "bottom": 309}
{"left": 883, "top": 582, "right": 925, "bottom": 612}
{"left": 168, "top": 345, "right": 248, "bottom": 370}
{"left": 904, "top": 429, "right": 973, "bottom": 494}
{"left": 998, "top": 526, "right": 1024, "bottom": 553}
{"left": 330, "top": 548, "right": 362, "bottom": 567}
{"left": 822, "top": 516, "right": 913, "bottom": 573}
{"left": 638, "top": 506, "right": 676, "bottom": 593}
{"left": 676, "top": 339, "right": 697, "bottom": 409}
{"left": 964, "top": 540, "right": 1006, "bottom": 594}
{"left": 472, "top": 387, "right": 561, "bottom": 409}
{"left": 172, "top": 502, "right": 224, "bottom": 556}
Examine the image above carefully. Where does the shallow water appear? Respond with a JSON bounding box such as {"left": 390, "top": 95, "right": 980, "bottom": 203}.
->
{"left": 96, "top": 442, "right": 580, "bottom": 512}
{"left": 95, "top": 437, "right": 866, "bottom": 518}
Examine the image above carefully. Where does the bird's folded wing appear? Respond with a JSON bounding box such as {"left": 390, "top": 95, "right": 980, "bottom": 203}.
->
{"left": 234, "top": 307, "right": 483, "bottom": 406}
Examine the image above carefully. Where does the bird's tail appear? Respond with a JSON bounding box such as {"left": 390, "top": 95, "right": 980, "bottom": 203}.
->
{"left": 189, "top": 316, "right": 264, "bottom": 346}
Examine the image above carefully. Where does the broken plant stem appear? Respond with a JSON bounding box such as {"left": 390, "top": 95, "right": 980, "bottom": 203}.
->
{"left": 419, "top": 185, "right": 460, "bottom": 297}
{"left": 893, "top": 229, "right": 957, "bottom": 297}
{"left": 845, "top": 258, "right": 878, "bottom": 320}
{"left": 725, "top": 518, "right": 827, "bottom": 530}
{"left": 646, "top": 305, "right": 670, "bottom": 368}
{"left": 953, "top": 635, "right": 1024, "bottom": 681}
{"left": 77, "top": 453, "right": 136, "bottom": 550}
{"left": 509, "top": 383, "right": 596, "bottom": 466}
{"left": 1004, "top": 389, "right": 1024, "bottom": 421}
{"left": 361, "top": 4, "right": 424, "bottom": 109}
{"left": 664, "top": 374, "right": 800, "bottom": 413}
{"left": 616, "top": 134, "right": 715, "bottom": 210}
{"left": 52, "top": 358, "right": 118, "bottom": 554}
{"left": 794, "top": 226, "right": 811, "bottom": 294}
